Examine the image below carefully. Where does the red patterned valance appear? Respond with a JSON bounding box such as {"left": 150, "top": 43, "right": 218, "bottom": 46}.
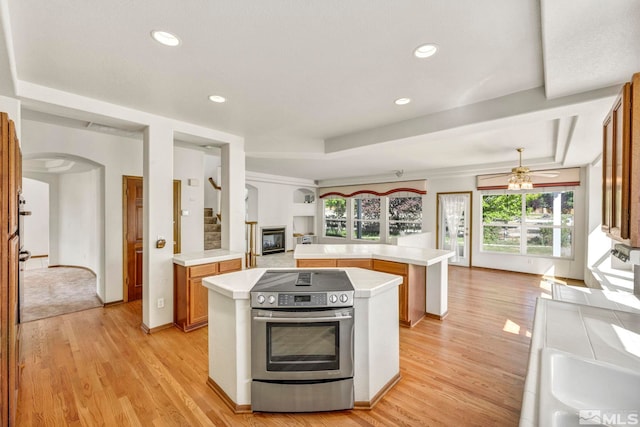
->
{"left": 319, "top": 180, "right": 427, "bottom": 198}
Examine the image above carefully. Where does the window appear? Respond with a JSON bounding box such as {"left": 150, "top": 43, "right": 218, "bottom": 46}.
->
{"left": 353, "top": 197, "right": 380, "bottom": 240}
{"left": 481, "top": 191, "right": 574, "bottom": 258}
{"left": 389, "top": 196, "right": 423, "bottom": 237}
{"left": 323, "top": 198, "right": 347, "bottom": 238}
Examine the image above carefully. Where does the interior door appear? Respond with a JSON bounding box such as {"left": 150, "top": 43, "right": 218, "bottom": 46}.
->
{"left": 437, "top": 192, "right": 471, "bottom": 267}
{"left": 123, "top": 177, "right": 182, "bottom": 302}
{"left": 124, "top": 176, "right": 144, "bottom": 301}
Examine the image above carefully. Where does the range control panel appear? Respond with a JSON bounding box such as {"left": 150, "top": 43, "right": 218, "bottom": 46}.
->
{"left": 250, "top": 291, "right": 354, "bottom": 308}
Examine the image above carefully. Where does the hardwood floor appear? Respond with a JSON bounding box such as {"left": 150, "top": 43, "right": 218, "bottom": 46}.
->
{"left": 16, "top": 266, "right": 556, "bottom": 426}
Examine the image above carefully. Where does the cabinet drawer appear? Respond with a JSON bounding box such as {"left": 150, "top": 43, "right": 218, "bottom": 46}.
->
{"left": 336, "top": 258, "right": 372, "bottom": 269}
{"left": 296, "top": 259, "right": 337, "bottom": 268}
{"left": 372, "top": 259, "right": 408, "bottom": 275}
{"left": 219, "top": 258, "right": 242, "bottom": 273}
{"left": 188, "top": 263, "right": 218, "bottom": 278}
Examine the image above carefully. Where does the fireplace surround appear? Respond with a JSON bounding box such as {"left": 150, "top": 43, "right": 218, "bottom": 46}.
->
{"left": 261, "top": 227, "right": 286, "bottom": 255}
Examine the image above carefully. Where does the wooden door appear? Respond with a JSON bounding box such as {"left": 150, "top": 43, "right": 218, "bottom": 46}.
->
{"left": 124, "top": 176, "right": 144, "bottom": 301}
{"left": 173, "top": 180, "right": 181, "bottom": 254}
{"left": 123, "top": 177, "right": 181, "bottom": 302}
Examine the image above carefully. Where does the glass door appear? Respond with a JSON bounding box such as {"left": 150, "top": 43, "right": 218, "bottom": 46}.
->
{"left": 438, "top": 192, "right": 471, "bottom": 267}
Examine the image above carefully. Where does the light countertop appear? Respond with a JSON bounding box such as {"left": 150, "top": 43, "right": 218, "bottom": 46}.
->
{"left": 552, "top": 283, "right": 640, "bottom": 314}
{"left": 202, "top": 267, "right": 403, "bottom": 300}
{"left": 520, "top": 298, "right": 640, "bottom": 427}
{"left": 172, "top": 249, "right": 244, "bottom": 267}
{"left": 294, "top": 243, "right": 454, "bottom": 266}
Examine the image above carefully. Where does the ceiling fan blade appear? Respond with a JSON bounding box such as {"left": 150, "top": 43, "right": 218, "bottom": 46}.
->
{"left": 530, "top": 171, "right": 559, "bottom": 177}
{"left": 478, "top": 173, "right": 509, "bottom": 180}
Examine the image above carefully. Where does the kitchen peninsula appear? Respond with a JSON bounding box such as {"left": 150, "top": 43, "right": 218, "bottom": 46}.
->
{"left": 294, "top": 244, "right": 454, "bottom": 325}
{"left": 202, "top": 267, "right": 402, "bottom": 413}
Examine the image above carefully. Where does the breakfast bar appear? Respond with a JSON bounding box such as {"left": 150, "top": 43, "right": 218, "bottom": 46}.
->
{"left": 294, "top": 244, "right": 454, "bottom": 324}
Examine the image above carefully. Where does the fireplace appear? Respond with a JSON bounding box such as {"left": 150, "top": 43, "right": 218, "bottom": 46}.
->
{"left": 261, "top": 227, "right": 286, "bottom": 255}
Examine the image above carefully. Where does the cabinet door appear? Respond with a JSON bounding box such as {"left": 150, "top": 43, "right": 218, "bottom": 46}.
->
{"left": 219, "top": 258, "right": 241, "bottom": 273}
{"left": 602, "top": 83, "right": 631, "bottom": 238}
{"left": 336, "top": 258, "right": 372, "bottom": 269}
{"left": 188, "top": 277, "right": 209, "bottom": 326}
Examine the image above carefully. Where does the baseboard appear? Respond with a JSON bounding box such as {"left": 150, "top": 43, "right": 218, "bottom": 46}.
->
{"left": 425, "top": 311, "right": 448, "bottom": 320}
{"left": 47, "top": 264, "right": 97, "bottom": 276}
{"left": 30, "top": 254, "right": 48, "bottom": 259}
{"left": 140, "top": 322, "right": 174, "bottom": 335}
{"left": 354, "top": 372, "right": 401, "bottom": 410}
{"left": 206, "top": 377, "right": 252, "bottom": 413}
{"left": 103, "top": 299, "right": 123, "bottom": 307}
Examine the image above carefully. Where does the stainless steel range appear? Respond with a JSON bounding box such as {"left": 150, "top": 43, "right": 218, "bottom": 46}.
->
{"left": 250, "top": 269, "right": 355, "bottom": 413}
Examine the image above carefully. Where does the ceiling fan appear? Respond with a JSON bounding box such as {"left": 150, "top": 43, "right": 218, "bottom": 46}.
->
{"left": 478, "top": 148, "right": 559, "bottom": 189}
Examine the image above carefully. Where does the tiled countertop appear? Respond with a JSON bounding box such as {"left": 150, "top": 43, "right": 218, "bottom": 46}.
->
{"left": 520, "top": 298, "right": 640, "bottom": 426}
{"left": 552, "top": 283, "right": 640, "bottom": 314}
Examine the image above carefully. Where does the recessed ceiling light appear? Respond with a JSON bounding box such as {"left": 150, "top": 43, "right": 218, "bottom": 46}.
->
{"left": 151, "top": 30, "right": 181, "bottom": 47}
{"left": 208, "top": 95, "right": 226, "bottom": 103}
{"left": 414, "top": 44, "right": 438, "bottom": 59}
{"left": 395, "top": 98, "right": 411, "bottom": 105}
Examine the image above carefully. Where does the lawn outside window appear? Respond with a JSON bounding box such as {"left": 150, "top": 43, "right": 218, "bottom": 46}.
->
{"left": 481, "top": 191, "right": 574, "bottom": 258}
{"left": 323, "top": 197, "right": 347, "bottom": 238}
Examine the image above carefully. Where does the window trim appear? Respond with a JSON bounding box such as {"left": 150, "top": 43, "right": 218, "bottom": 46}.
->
{"left": 480, "top": 190, "right": 575, "bottom": 259}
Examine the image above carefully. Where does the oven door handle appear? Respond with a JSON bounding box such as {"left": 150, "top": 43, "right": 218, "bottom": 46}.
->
{"left": 252, "top": 315, "right": 352, "bottom": 323}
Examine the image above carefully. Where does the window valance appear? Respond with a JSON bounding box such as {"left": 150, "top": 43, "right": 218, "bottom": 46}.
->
{"left": 319, "top": 180, "right": 427, "bottom": 199}
{"left": 476, "top": 167, "right": 580, "bottom": 191}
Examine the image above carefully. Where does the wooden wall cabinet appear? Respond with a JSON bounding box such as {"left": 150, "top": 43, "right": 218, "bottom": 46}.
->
{"left": 602, "top": 72, "right": 640, "bottom": 245}
{"left": 174, "top": 258, "right": 242, "bottom": 331}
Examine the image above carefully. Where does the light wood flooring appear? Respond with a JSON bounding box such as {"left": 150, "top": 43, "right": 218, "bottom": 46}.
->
{"left": 16, "top": 266, "right": 559, "bottom": 426}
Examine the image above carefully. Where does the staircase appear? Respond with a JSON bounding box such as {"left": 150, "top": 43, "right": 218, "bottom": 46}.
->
{"left": 204, "top": 208, "right": 221, "bottom": 250}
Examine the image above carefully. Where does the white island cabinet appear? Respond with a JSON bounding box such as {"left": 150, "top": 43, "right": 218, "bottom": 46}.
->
{"left": 202, "top": 267, "right": 402, "bottom": 413}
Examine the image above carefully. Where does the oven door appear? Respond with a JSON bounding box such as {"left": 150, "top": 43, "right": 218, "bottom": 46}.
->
{"left": 251, "top": 307, "right": 354, "bottom": 381}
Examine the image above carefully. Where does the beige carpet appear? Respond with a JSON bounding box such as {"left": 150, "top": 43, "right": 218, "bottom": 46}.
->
{"left": 21, "top": 266, "right": 102, "bottom": 323}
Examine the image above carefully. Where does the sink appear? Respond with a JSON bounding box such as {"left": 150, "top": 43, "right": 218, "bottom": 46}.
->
{"left": 539, "top": 347, "right": 640, "bottom": 427}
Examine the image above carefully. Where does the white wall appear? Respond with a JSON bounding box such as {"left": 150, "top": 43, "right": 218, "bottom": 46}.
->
{"left": 173, "top": 146, "right": 204, "bottom": 253}
{"left": 56, "top": 169, "right": 100, "bottom": 273}
{"left": 245, "top": 172, "right": 316, "bottom": 254}
{"left": 21, "top": 177, "right": 49, "bottom": 257}
{"left": 21, "top": 119, "right": 143, "bottom": 303}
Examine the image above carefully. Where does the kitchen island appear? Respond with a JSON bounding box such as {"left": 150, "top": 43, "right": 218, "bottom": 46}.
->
{"left": 294, "top": 244, "right": 454, "bottom": 324}
{"left": 202, "top": 267, "right": 402, "bottom": 413}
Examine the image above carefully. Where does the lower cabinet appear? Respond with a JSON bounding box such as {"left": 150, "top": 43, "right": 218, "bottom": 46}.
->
{"left": 174, "top": 258, "right": 242, "bottom": 331}
{"left": 296, "top": 258, "right": 372, "bottom": 269}
{"left": 296, "top": 257, "right": 425, "bottom": 327}
{"left": 372, "top": 260, "right": 425, "bottom": 327}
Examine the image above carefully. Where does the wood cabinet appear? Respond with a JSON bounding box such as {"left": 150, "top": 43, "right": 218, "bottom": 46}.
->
{"left": 602, "top": 72, "right": 640, "bottom": 245}
{"left": 173, "top": 258, "right": 242, "bottom": 331}
{"left": 296, "top": 258, "right": 372, "bottom": 269}
{"left": 1, "top": 112, "right": 21, "bottom": 426}
{"left": 296, "top": 256, "right": 425, "bottom": 327}
{"left": 372, "top": 259, "right": 426, "bottom": 327}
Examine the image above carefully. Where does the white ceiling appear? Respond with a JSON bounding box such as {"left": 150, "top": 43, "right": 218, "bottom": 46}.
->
{"left": 2, "top": 0, "right": 639, "bottom": 184}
